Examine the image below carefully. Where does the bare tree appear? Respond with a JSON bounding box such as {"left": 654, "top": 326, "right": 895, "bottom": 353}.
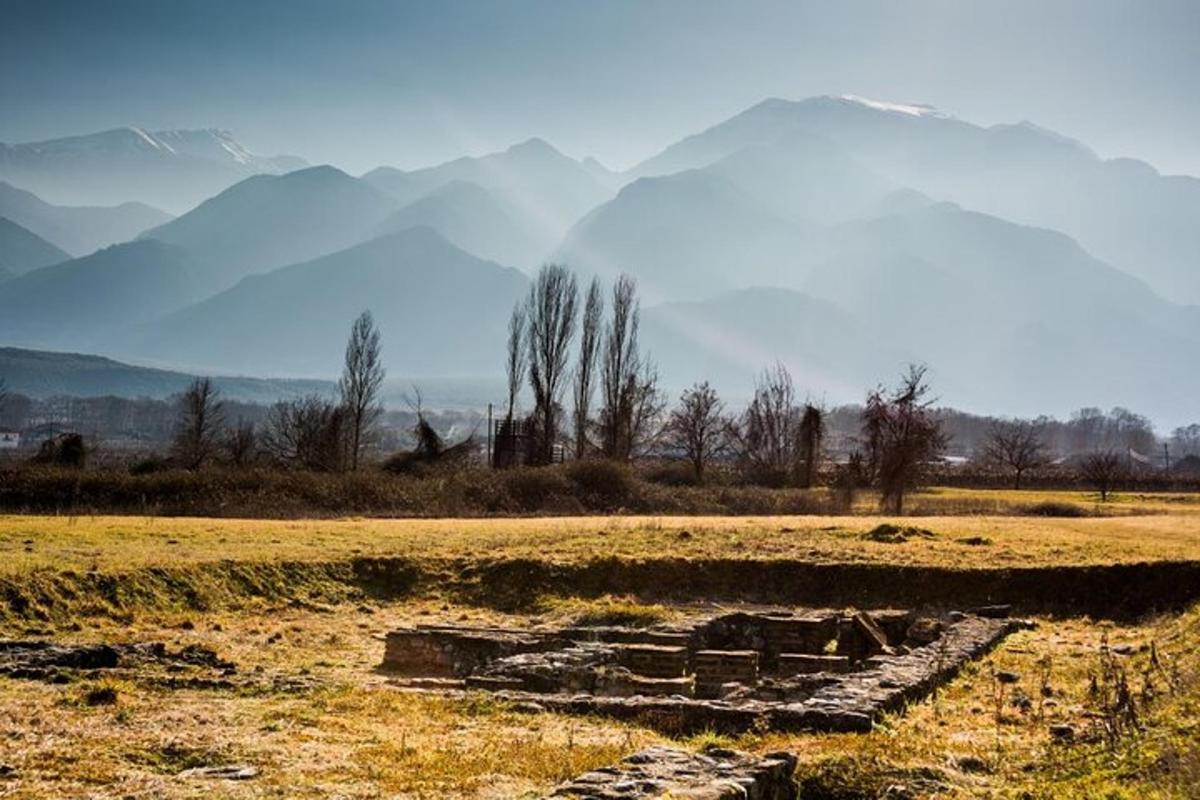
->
{"left": 0, "top": 377, "right": 9, "bottom": 430}
{"left": 735, "top": 363, "right": 800, "bottom": 484}
{"left": 525, "top": 264, "right": 578, "bottom": 464}
{"left": 572, "top": 277, "right": 604, "bottom": 458}
{"left": 984, "top": 419, "right": 1048, "bottom": 489}
{"left": 505, "top": 304, "right": 527, "bottom": 423}
{"left": 598, "top": 274, "right": 652, "bottom": 461}
{"left": 667, "top": 382, "right": 727, "bottom": 482}
{"left": 628, "top": 359, "right": 666, "bottom": 458}
{"left": 171, "top": 377, "right": 225, "bottom": 470}
{"left": 1080, "top": 449, "right": 1125, "bottom": 501}
{"left": 340, "top": 310, "right": 385, "bottom": 471}
{"left": 225, "top": 420, "right": 258, "bottom": 467}
{"left": 265, "top": 395, "right": 347, "bottom": 472}
{"left": 1170, "top": 423, "right": 1200, "bottom": 458}
{"left": 797, "top": 403, "right": 825, "bottom": 488}
{"left": 863, "top": 364, "right": 947, "bottom": 513}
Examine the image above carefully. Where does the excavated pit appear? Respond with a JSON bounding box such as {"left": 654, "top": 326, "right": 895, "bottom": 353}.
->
{"left": 382, "top": 605, "right": 1028, "bottom": 733}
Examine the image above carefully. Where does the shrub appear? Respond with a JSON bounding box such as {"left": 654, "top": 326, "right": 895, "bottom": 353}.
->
{"left": 31, "top": 433, "right": 88, "bottom": 469}
{"left": 565, "top": 459, "right": 634, "bottom": 510}
{"left": 130, "top": 455, "right": 173, "bottom": 476}
{"left": 502, "top": 467, "right": 573, "bottom": 513}
{"left": 1023, "top": 501, "right": 1087, "bottom": 517}
{"left": 641, "top": 461, "right": 698, "bottom": 487}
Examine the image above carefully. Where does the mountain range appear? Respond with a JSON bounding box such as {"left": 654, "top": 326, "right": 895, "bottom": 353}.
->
{"left": 1, "top": 96, "right": 1199, "bottom": 425}
{"left": 0, "top": 347, "right": 331, "bottom": 404}
{"left": 0, "top": 216, "right": 69, "bottom": 279}
{"left": 633, "top": 95, "right": 1200, "bottom": 305}
{"left": 0, "top": 181, "right": 171, "bottom": 257}
{"left": 0, "top": 128, "right": 305, "bottom": 213}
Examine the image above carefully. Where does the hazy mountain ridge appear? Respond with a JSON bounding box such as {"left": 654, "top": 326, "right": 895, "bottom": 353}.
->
{"left": 364, "top": 138, "right": 616, "bottom": 268}
{"left": 0, "top": 240, "right": 199, "bottom": 350}
{"left": 139, "top": 165, "right": 399, "bottom": 293}
{"left": 555, "top": 169, "right": 813, "bottom": 301}
{"left": 0, "top": 346, "right": 332, "bottom": 404}
{"left": 0, "top": 127, "right": 307, "bottom": 213}
{"left": 633, "top": 94, "right": 1200, "bottom": 303}
{"left": 2, "top": 97, "right": 1199, "bottom": 424}
{"left": 126, "top": 227, "right": 530, "bottom": 376}
{"left": 371, "top": 180, "right": 543, "bottom": 268}
{"left": 0, "top": 216, "right": 70, "bottom": 276}
{"left": 0, "top": 181, "right": 171, "bottom": 257}
{"left": 561, "top": 136, "right": 1200, "bottom": 420}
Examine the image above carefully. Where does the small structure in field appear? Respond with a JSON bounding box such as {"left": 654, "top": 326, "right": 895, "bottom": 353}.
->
{"left": 382, "top": 605, "right": 1026, "bottom": 734}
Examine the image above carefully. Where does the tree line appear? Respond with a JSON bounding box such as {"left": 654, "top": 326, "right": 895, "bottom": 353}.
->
{"left": 2, "top": 261, "right": 1198, "bottom": 504}
{"left": 167, "top": 310, "right": 386, "bottom": 473}
{"left": 494, "top": 266, "right": 947, "bottom": 512}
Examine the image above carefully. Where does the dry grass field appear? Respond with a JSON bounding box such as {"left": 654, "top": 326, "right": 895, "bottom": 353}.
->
{"left": 1, "top": 487, "right": 1198, "bottom": 798}
{"left": 4, "top": 487, "right": 1200, "bottom": 577}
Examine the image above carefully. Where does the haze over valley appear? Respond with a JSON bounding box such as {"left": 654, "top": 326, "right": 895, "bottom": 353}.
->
{"left": 2, "top": 93, "right": 1199, "bottom": 426}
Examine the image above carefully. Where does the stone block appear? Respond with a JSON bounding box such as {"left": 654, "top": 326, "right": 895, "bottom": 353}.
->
{"left": 776, "top": 653, "right": 851, "bottom": 676}
{"left": 616, "top": 644, "right": 689, "bottom": 678}
{"left": 543, "top": 745, "right": 797, "bottom": 799}
{"left": 694, "top": 649, "right": 759, "bottom": 698}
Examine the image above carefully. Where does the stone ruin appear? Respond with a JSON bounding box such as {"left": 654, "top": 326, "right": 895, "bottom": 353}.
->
{"left": 542, "top": 745, "right": 797, "bottom": 799}
{"left": 0, "top": 640, "right": 235, "bottom": 682}
{"left": 382, "top": 605, "right": 1027, "bottom": 733}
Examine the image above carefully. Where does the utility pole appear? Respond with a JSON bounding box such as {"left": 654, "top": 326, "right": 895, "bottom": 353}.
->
{"left": 1163, "top": 442, "right": 1171, "bottom": 473}
{"left": 487, "top": 403, "right": 493, "bottom": 467}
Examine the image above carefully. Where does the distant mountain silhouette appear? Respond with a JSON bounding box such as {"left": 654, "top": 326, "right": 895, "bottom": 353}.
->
{"left": 559, "top": 154, "right": 1200, "bottom": 420}
{"left": 633, "top": 95, "right": 1200, "bottom": 303}
{"left": 0, "top": 216, "right": 69, "bottom": 276}
{"left": 372, "top": 180, "right": 544, "bottom": 267}
{"left": 364, "top": 138, "right": 615, "bottom": 265}
{"left": 0, "top": 181, "right": 170, "bottom": 257}
{"left": 129, "top": 227, "right": 530, "bottom": 376}
{"left": 0, "top": 346, "right": 332, "bottom": 403}
{"left": 139, "top": 165, "right": 398, "bottom": 293}
{"left": 0, "top": 240, "right": 197, "bottom": 350}
{"left": 4, "top": 99, "right": 1200, "bottom": 424}
{"left": 555, "top": 169, "right": 812, "bottom": 301}
{"left": 0, "top": 127, "right": 306, "bottom": 213}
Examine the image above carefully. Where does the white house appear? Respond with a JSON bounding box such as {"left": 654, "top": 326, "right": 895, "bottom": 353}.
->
{"left": 0, "top": 431, "right": 20, "bottom": 450}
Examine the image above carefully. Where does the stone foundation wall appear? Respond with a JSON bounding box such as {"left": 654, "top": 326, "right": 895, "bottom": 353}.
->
{"left": 543, "top": 746, "right": 797, "bottom": 799}
{"left": 382, "top": 606, "right": 1029, "bottom": 734}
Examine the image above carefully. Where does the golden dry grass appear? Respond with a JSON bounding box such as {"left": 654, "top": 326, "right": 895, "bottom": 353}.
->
{"left": 1, "top": 598, "right": 1197, "bottom": 798}
{"left": 1, "top": 488, "right": 1198, "bottom": 797}
{"left": 2, "top": 505, "right": 1199, "bottom": 579}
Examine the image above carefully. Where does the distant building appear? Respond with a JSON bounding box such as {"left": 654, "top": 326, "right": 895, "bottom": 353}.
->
{"left": 0, "top": 431, "right": 20, "bottom": 450}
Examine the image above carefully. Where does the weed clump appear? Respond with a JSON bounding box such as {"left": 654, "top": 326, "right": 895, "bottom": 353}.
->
{"left": 1023, "top": 501, "right": 1087, "bottom": 518}
{"left": 541, "top": 595, "right": 674, "bottom": 628}
{"left": 861, "top": 523, "right": 936, "bottom": 543}
{"left": 82, "top": 682, "right": 119, "bottom": 706}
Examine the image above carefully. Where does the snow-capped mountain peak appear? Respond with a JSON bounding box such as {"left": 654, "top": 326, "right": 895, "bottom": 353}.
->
{"left": 839, "top": 94, "right": 944, "bottom": 118}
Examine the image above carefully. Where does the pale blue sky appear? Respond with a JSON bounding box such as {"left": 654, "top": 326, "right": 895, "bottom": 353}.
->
{"left": 3, "top": 0, "right": 1199, "bottom": 174}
